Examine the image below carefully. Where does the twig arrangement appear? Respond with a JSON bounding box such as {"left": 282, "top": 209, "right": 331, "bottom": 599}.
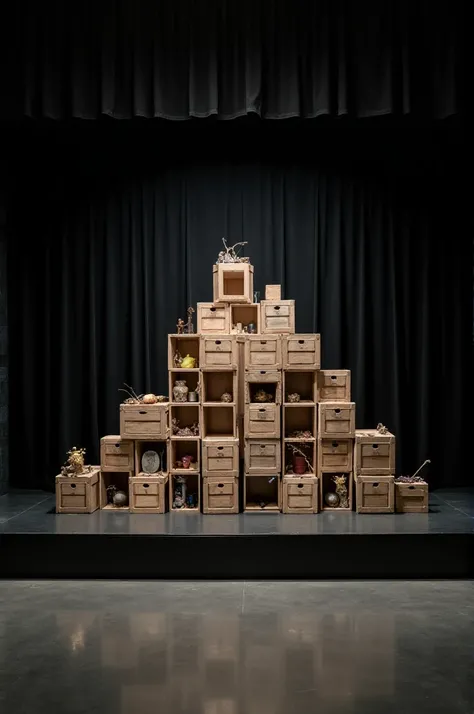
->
{"left": 285, "top": 443, "right": 313, "bottom": 474}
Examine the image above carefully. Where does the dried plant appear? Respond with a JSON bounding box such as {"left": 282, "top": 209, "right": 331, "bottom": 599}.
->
{"left": 285, "top": 443, "right": 313, "bottom": 474}
{"left": 333, "top": 474, "right": 349, "bottom": 508}
{"left": 61, "top": 447, "right": 92, "bottom": 477}
{"left": 216, "top": 238, "right": 250, "bottom": 263}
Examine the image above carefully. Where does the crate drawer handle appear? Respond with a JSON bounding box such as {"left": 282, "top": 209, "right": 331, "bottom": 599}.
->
{"left": 143, "top": 483, "right": 149, "bottom": 489}
{"left": 210, "top": 307, "right": 216, "bottom": 312}
{"left": 217, "top": 446, "right": 224, "bottom": 450}
{"left": 408, "top": 486, "right": 415, "bottom": 490}
{"left": 331, "top": 375, "right": 337, "bottom": 380}
{"left": 373, "top": 482, "right": 379, "bottom": 487}
{"left": 259, "top": 445, "right": 266, "bottom": 449}
{"left": 70, "top": 483, "right": 76, "bottom": 489}
{"left": 115, "top": 443, "right": 121, "bottom": 448}
{"left": 335, "top": 408, "right": 341, "bottom": 414}
{"left": 260, "top": 371, "right": 266, "bottom": 375}
{"left": 297, "top": 483, "right": 303, "bottom": 489}
{"left": 259, "top": 408, "right": 265, "bottom": 412}
{"left": 274, "top": 306, "right": 281, "bottom": 311}
{"left": 372, "top": 444, "right": 379, "bottom": 449}
{"left": 260, "top": 341, "right": 267, "bottom": 344}
{"left": 218, "top": 483, "right": 224, "bottom": 489}
{"left": 215, "top": 340, "right": 221, "bottom": 344}
{"left": 139, "top": 410, "right": 147, "bottom": 415}
{"left": 298, "top": 340, "right": 304, "bottom": 344}
{"left": 332, "top": 442, "right": 338, "bottom": 448}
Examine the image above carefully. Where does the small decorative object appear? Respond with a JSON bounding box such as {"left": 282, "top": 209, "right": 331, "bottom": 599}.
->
{"left": 106, "top": 485, "right": 128, "bottom": 507}
{"left": 181, "top": 354, "right": 196, "bottom": 369}
{"left": 247, "top": 322, "right": 257, "bottom": 334}
{"left": 325, "top": 492, "right": 340, "bottom": 508}
{"left": 396, "top": 459, "right": 431, "bottom": 483}
{"left": 173, "top": 493, "right": 184, "bottom": 509}
{"left": 288, "top": 429, "right": 313, "bottom": 439}
{"left": 333, "top": 474, "right": 349, "bottom": 508}
{"left": 142, "top": 393, "right": 158, "bottom": 404}
{"left": 186, "top": 494, "right": 197, "bottom": 508}
{"left": 175, "top": 460, "right": 183, "bottom": 469}
{"left": 181, "top": 455, "right": 194, "bottom": 469}
{"left": 185, "top": 307, "right": 195, "bottom": 334}
{"left": 376, "top": 423, "right": 389, "bottom": 435}
{"left": 236, "top": 322, "right": 242, "bottom": 333}
{"left": 119, "top": 383, "right": 166, "bottom": 404}
{"left": 287, "top": 392, "right": 301, "bottom": 403}
{"left": 243, "top": 325, "right": 248, "bottom": 333}
{"left": 220, "top": 391, "right": 232, "bottom": 403}
{"left": 141, "top": 450, "right": 160, "bottom": 474}
{"left": 253, "top": 291, "right": 260, "bottom": 303}
{"left": 172, "top": 418, "right": 200, "bottom": 437}
{"left": 286, "top": 443, "right": 313, "bottom": 475}
{"left": 60, "top": 447, "right": 92, "bottom": 477}
{"left": 254, "top": 388, "right": 273, "bottom": 403}
{"left": 174, "top": 475, "right": 187, "bottom": 507}
{"left": 216, "top": 238, "right": 250, "bottom": 264}
{"left": 174, "top": 350, "right": 183, "bottom": 368}
{"left": 173, "top": 379, "right": 189, "bottom": 402}
{"left": 177, "top": 318, "right": 185, "bottom": 334}
{"left": 156, "top": 395, "right": 168, "bottom": 402}
{"left": 188, "top": 391, "right": 198, "bottom": 402}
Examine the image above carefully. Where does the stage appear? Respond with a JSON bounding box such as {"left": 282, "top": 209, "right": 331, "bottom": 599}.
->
{"left": 0, "top": 489, "right": 473, "bottom": 579}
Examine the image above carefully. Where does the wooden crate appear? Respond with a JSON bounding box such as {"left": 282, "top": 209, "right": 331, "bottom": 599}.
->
{"left": 244, "top": 404, "right": 280, "bottom": 439}
{"left": 101, "top": 436, "right": 134, "bottom": 472}
{"left": 354, "top": 429, "right": 395, "bottom": 475}
{"left": 395, "top": 481, "right": 429, "bottom": 513}
{"left": 134, "top": 439, "right": 168, "bottom": 475}
{"left": 318, "top": 438, "right": 353, "bottom": 473}
{"left": 201, "top": 404, "right": 237, "bottom": 439}
{"left": 283, "top": 404, "right": 316, "bottom": 439}
{"left": 283, "top": 440, "right": 316, "bottom": 476}
{"left": 100, "top": 472, "right": 131, "bottom": 510}
{"left": 55, "top": 468, "right": 100, "bottom": 513}
{"left": 265, "top": 285, "right": 281, "bottom": 301}
{"left": 201, "top": 370, "right": 237, "bottom": 405}
{"left": 245, "top": 370, "right": 282, "bottom": 405}
{"left": 283, "top": 370, "right": 317, "bottom": 404}
{"left": 213, "top": 263, "right": 254, "bottom": 304}
{"left": 170, "top": 403, "right": 200, "bottom": 438}
{"left": 282, "top": 476, "right": 318, "bottom": 514}
{"left": 244, "top": 474, "right": 281, "bottom": 512}
{"left": 169, "top": 472, "right": 201, "bottom": 511}
{"left": 318, "top": 402, "right": 355, "bottom": 438}
{"left": 245, "top": 335, "right": 281, "bottom": 369}
{"left": 120, "top": 403, "right": 169, "bottom": 440}
{"left": 317, "top": 370, "right": 351, "bottom": 402}
{"left": 203, "top": 438, "right": 239, "bottom": 473}
{"left": 230, "top": 304, "right": 260, "bottom": 334}
{"left": 169, "top": 370, "right": 201, "bottom": 403}
{"left": 200, "top": 335, "right": 237, "bottom": 369}
{"left": 356, "top": 475, "right": 394, "bottom": 514}
{"left": 168, "top": 334, "right": 200, "bottom": 369}
{"left": 261, "top": 300, "right": 295, "bottom": 334}
{"left": 129, "top": 474, "right": 169, "bottom": 514}
{"left": 282, "top": 334, "right": 321, "bottom": 369}
{"left": 245, "top": 439, "right": 281, "bottom": 474}
{"left": 202, "top": 473, "right": 239, "bottom": 514}
{"left": 320, "top": 472, "right": 353, "bottom": 511}
{"left": 197, "top": 303, "right": 230, "bottom": 334}
{"left": 170, "top": 438, "right": 200, "bottom": 474}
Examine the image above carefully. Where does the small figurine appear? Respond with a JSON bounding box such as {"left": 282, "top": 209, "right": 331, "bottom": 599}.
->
{"left": 177, "top": 318, "right": 185, "bottom": 334}
{"left": 333, "top": 474, "right": 349, "bottom": 508}
{"left": 185, "top": 307, "right": 195, "bottom": 334}
{"left": 60, "top": 447, "right": 91, "bottom": 477}
{"left": 287, "top": 392, "right": 301, "bottom": 403}
{"left": 254, "top": 388, "right": 273, "bottom": 403}
{"left": 376, "top": 423, "right": 389, "bottom": 434}
{"left": 174, "top": 350, "right": 183, "bottom": 368}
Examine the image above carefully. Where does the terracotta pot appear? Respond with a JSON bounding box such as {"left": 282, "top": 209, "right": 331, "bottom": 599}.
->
{"left": 292, "top": 455, "right": 306, "bottom": 475}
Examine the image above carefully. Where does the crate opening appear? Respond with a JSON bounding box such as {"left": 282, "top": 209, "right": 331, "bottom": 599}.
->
{"left": 231, "top": 304, "right": 259, "bottom": 331}
{"left": 284, "top": 405, "right": 315, "bottom": 438}
{"left": 285, "top": 372, "right": 315, "bottom": 403}
{"left": 171, "top": 405, "right": 200, "bottom": 437}
{"left": 170, "top": 371, "right": 200, "bottom": 401}
{"left": 223, "top": 271, "right": 245, "bottom": 296}
{"left": 101, "top": 472, "right": 130, "bottom": 510}
{"left": 245, "top": 476, "right": 280, "bottom": 512}
{"left": 248, "top": 381, "right": 277, "bottom": 403}
{"left": 284, "top": 442, "right": 315, "bottom": 475}
{"left": 135, "top": 441, "right": 167, "bottom": 474}
{"left": 171, "top": 473, "right": 199, "bottom": 511}
{"left": 171, "top": 440, "right": 199, "bottom": 472}
{"left": 203, "top": 406, "right": 235, "bottom": 438}
{"left": 203, "top": 371, "right": 235, "bottom": 403}
{"left": 321, "top": 472, "right": 350, "bottom": 510}
{"left": 169, "top": 336, "right": 200, "bottom": 367}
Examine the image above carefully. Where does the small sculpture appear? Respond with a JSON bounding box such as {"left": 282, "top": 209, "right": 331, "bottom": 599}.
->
{"left": 216, "top": 238, "right": 250, "bottom": 264}
{"left": 177, "top": 318, "right": 185, "bottom": 334}
{"left": 254, "top": 388, "right": 273, "bottom": 403}
{"left": 185, "top": 307, "right": 195, "bottom": 334}
{"left": 376, "top": 423, "right": 389, "bottom": 435}
{"left": 325, "top": 492, "right": 340, "bottom": 508}
{"left": 220, "top": 392, "right": 232, "bottom": 403}
{"left": 396, "top": 459, "right": 431, "bottom": 483}
{"left": 173, "top": 350, "right": 183, "bottom": 368}
{"left": 287, "top": 393, "right": 301, "bottom": 403}
{"left": 172, "top": 418, "right": 200, "bottom": 437}
{"left": 333, "top": 475, "right": 349, "bottom": 508}
{"left": 60, "top": 447, "right": 92, "bottom": 477}
{"left": 181, "top": 354, "right": 196, "bottom": 369}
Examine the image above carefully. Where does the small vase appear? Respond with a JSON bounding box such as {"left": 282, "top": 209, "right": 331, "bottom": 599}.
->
{"left": 173, "top": 380, "right": 189, "bottom": 402}
{"left": 292, "top": 455, "right": 306, "bottom": 475}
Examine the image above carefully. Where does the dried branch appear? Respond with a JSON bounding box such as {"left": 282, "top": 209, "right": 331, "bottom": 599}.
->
{"left": 286, "top": 443, "right": 313, "bottom": 473}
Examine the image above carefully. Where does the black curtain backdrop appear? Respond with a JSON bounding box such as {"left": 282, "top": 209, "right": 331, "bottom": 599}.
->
{"left": 5, "top": 121, "right": 471, "bottom": 491}
{"left": 1, "top": 0, "right": 464, "bottom": 121}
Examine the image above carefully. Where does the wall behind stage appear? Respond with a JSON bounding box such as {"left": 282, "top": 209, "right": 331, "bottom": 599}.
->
{"left": 5, "top": 121, "right": 471, "bottom": 491}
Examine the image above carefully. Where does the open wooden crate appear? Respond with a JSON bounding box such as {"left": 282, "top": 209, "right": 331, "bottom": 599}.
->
{"left": 283, "top": 404, "right": 316, "bottom": 439}
{"left": 201, "top": 370, "right": 237, "bottom": 405}
{"left": 202, "top": 404, "right": 237, "bottom": 439}
{"left": 168, "top": 334, "right": 200, "bottom": 369}
{"left": 244, "top": 474, "right": 281, "bottom": 513}
{"left": 169, "top": 472, "right": 201, "bottom": 512}
{"left": 283, "top": 371, "right": 317, "bottom": 404}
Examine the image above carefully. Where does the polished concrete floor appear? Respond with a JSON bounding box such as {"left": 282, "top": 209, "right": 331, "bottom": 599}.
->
{"left": 0, "top": 580, "right": 473, "bottom": 713}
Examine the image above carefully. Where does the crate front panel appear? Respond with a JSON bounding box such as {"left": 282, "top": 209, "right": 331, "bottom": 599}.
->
{"left": 56, "top": 469, "right": 100, "bottom": 513}
{"left": 282, "top": 476, "right": 318, "bottom": 513}
{"left": 245, "top": 439, "right": 281, "bottom": 474}
{"left": 318, "top": 402, "right": 355, "bottom": 438}
{"left": 203, "top": 439, "right": 239, "bottom": 472}
{"left": 354, "top": 430, "right": 395, "bottom": 474}
{"left": 395, "top": 482, "right": 429, "bottom": 513}
{"left": 283, "top": 335, "right": 320, "bottom": 369}
{"left": 213, "top": 263, "right": 254, "bottom": 304}
{"left": 244, "top": 474, "right": 282, "bottom": 512}
{"left": 202, "top": 370, "right": 237, "bottom": 404}
{"left": 245, "top": 336, "right": 281, "bottom": 368}
{"left": 261, "top": 300, "right": 295, "bottom": 334}
{"left": 101, "top": 436, "right": 134, "bottom": 472}
{"left": 200, "top": 335, "right": 237, "bottom": 369}
{"left": 356, "top": 475, "right": 394, "bottom": 513}
{"left": 318, "top": 438, "right": 353, "bottom": 473}
{"left": 245, "top": 404, "right": 280, "bottom": 438}
{"left": 120, "top": 404, "right": 168, "bottom": 440}
{"left": 245, "top": 370, "right": 282, "bottom": 405}
{"left": 197, "top": 303, "right": 230, "bottom": 334}
{"left": 202, "top": 405, "right": 237, "bottom": 438}
{"left": 129, "top": 475, "right": 168, "bottom": 513}
{"left": 316, "top": 370, "right": 351, "bottom": 402}
{"left": 203, "top": 474, "right": 239, "bottom": 513}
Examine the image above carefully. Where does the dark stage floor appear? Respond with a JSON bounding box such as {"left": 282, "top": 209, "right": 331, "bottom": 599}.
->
{"left": 1, "top": 489, "right": 473, "bottom": 579}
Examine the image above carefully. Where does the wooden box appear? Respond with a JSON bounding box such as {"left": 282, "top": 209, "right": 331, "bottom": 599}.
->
{"left": 169, "top": 472, "right": 200, "bottom": 511}
{"left": 168, "top": 334, "right": 200, "bottom": 369}
{"left": 395, "top": 481, "right": 429, "bottom": 513}
{"left": 100, "top": 472, "right": 131, "bottom": 510}
{"left": 245, "top": 335, "right": 281, "bottom": 369}
{"left": 245, "top": 439, "right": 281, "bottom": 474}
{"left": 317, "top": 370, "right": 351, "bottom": 402}
{"left": 356, "top": 474, "right": 394, "bottom": 514}
{"left": 169, "top": 370, "right": 200, "bottom": 403}
{"left": 283, "top": 371, "right": 317, "bottom": 404}
{"left": 245, "top": 370, "right": 282, "bottom": 405}
{"left": 170, "top": 438, "right": 200, "bottom": 473}
{"left": 120, "top": 403, "right": 169, "bottom": 440}
{"left": 265, "top": 285, "right": 281, "bottom": 301}
{"left": 203, "top": 473, "right": 239, "bottom": 514}
{"left": 201, "top": 370, "right": 237, "bottom": 404}
{"left": 200, "top": 335, "right": 237, "bottom": 369}
{"left": 170, "top": 403, "right": 200, "bottom": 438}
{"left": 283, "top": 440, "right": 316, "bottom": 476}
{"left": 320, "top": 472, "right": 353, "bottom": 511}
{"left": 244, "top": 404, "right": 280, "bottom": 439}
{"left": 318, "top": 438, "right": 353, "bottom": 473}
{"left": 197, "top": 303, "right": 230, "bottom": 334}
{"left": 354, "top": 429, "right": 395, "bottom": 475}
{"left": 244, "top": 474, "right": 281, "bottom": 512}
{"left": 135, "top": 440, "right": 168, "bottom": 475}
{"left": 56, "top": 468, "right": 100, "bottom": 513}
{"left": 101, "top": 436, "right": 134, "bottom": 472}
{"left": 282, "top": 476, "right": 318, "bottom": 514}
{"left": 129, "top": 474, "right": 169, "bottom": 514}
{"left": 213, "top": 263, "right": 254, "bottom": 304}
{"left": 283, "top": 404, "right": 316, "bottom": 439}
{"left": 261, "top": 300, "right": 295, "bottom": 334}
{"left": 318, "top": 402, "right": 355, "bottom": 438}
{"left": 202, "top": 404, "right": 237, "bottom": 439}
{"left": 282, "top": 334, "right": 321, "bottom": 369}
{"left": 230, "top": 304, "right": 260, "bottom": 334}
{"left": 203, "top": 438, "right": 239, "bottom": 473}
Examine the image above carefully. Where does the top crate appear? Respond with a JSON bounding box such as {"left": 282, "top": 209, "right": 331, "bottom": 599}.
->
{"left": 213, "top": 263, "right": 254, "bottom": 304}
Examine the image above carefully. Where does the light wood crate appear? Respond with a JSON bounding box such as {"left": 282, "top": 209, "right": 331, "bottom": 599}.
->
{"left": 230, "top": 303, "right": 260, "bottom": 334}
{"left": 169, "top": 370, "right": 200, "bottom": 404}
{"left": 100, "top": 472, "right": 132, "bottom": 510}
{"left": 282, "top": 476, "right": 319, "bottom": 514}
{"left": 197, "top": 303, "right": 230, "bottom": 334}
{"left": 120, "top": 403, "right": 169, "bottom": 440}
{"left": 283, "top": 440, "right": 317, "bottom": 476}
{"left": 201, "top": 404, "right": 237, "bottom": 439}
{"left": 245, "top": 335, "right": 281, "bottom": 368}
{"left": 320, "top": 472, "right": 353, "bottom": 511}
{"left": 170, "top": 403, "right": 201, "bottom": 438}
{"left": 355, "top": 474, "right": 394, "bottom": 514}
{"left": 318, "top": 402, "right": 355, "bottom": 438}
{"left": 245, "top": 439, "right": 281, "bottom": 474}
{"left": 244, "top": 474, "right": 281, "bottom": 512}
{"left": 101, "top": 436, "right": 134, "bottom": 472}
{"left": 170, "top": 438, "right": 200, "bottom": 474}
{"left": 317, "top": 370, "right": 351, "bottom": 402}
{"left": 244, "top": 404, "right": 280, "bottom": 439}
{"left": 354, "top": 429, "right": 395, "bottom": 475}
{"left": 282, "top": 334, "right": 321, "bottom": 369}
{"left": 129, "top": 475, "right": 169, "bottom": 514}
{"left": 265, "top": 284, "right": 281, "bottom": 301}
{"left": 56, "top": 468, "right": 100, "bottom": 514}
{"left": 213, "top": 263, "right": 254, "bottom": 304}
{"left": 134, "top": 439, "right": 169, "bottom": 475}
{"left": 202, "top": 473, "right": 239, "bottom": 514}
{"left": 283, "top": 404, "right": 317, "bottom": 439}
{"left": 202, "top": 438, "right": 239, "bottom": 472}
{"left": 245, "top": 370, "right": 282, "bottom": 405}
{"left": 201, "top": 370, "right": 237, "bottom": 405}
{"left": 168, "top": 334, "right": 200, "bottom": 369}
{"left": 395, "top": 482, "right": 429, "bottom": 513}
{"left": 283, "top": 370, "right": 317, "bottom": 404}
{"left": 169, "top": 472, "right": 201, "bottom": 512}
{"left": 200, "top": 335, "right": 238, "bottom": 369}
{"left": 318, "top": 438, "right": 353, "bottom": 473}
{"left": 261, "top": 300, "right": 295, "bottom": 334}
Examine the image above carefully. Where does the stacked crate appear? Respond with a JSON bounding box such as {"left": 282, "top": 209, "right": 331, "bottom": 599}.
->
{"left": 354, "top": 428, "right": 396, "bottom": 513}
